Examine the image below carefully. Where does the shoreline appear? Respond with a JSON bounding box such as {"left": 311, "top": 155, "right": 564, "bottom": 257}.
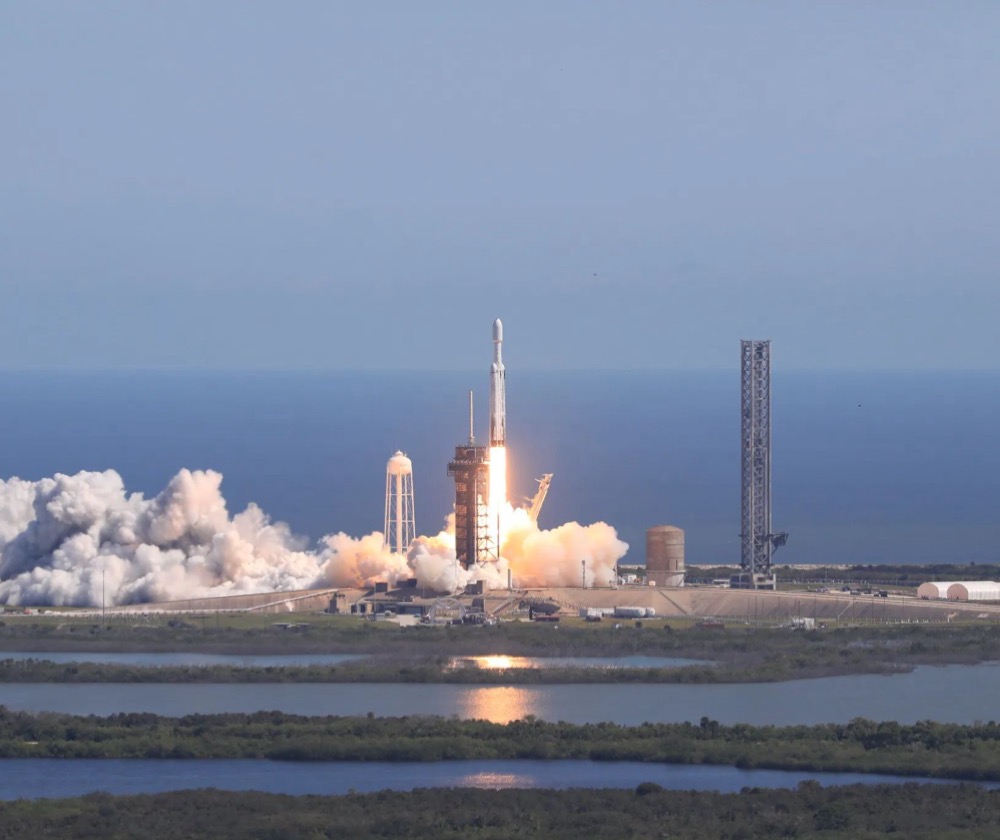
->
{"left": 0, "top": 657, "right": 943, "bottom": 684}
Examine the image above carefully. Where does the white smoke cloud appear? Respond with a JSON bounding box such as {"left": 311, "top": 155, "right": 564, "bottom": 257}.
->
{"left": 503, "top": 507, "right": 628, "bottom": 588}
{"left": 320, "top": 531, "right": 410, "bottom": 588}
{"left": 0, "top": 469, "right": 629, "bottom": 606}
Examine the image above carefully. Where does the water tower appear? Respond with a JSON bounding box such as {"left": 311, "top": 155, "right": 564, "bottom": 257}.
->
{"left": 384, "top": 451, "right": 416, "bottom": 555}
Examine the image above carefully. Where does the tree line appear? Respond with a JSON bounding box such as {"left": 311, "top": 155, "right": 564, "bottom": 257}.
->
{"left": 3, "top": 708, "right": 1000, "bottom": 781}
{"left": 1, "top": 784, "right": 999, "bottom": 838}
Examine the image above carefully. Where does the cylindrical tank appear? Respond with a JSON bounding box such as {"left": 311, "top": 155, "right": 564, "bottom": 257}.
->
{"left": 646, "top": 525, "right": 685, "bottom": 587}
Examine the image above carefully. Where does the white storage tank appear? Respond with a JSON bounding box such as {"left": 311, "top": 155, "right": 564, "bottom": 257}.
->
{"left": 613, "top": 606, "right": 647, "bottom": 619}
{"left": 646, "top": 525, "right": 685, "bottom": 587}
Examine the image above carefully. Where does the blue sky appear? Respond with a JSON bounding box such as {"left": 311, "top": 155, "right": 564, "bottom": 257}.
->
{"left": 2, "top": 2, "right": 998, "bottom": 370}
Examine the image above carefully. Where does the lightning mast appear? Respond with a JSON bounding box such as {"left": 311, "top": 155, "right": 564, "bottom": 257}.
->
{"left": 739, "top": 340, "right": 786, "bottom": 588}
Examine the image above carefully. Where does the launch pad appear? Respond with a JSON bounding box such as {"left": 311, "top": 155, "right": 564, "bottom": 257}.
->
{"left": 105, "top": 582, "right": 1000, "bottom": 627}
{"left": 447, "top": 318, "right": 512, "bottom": 570}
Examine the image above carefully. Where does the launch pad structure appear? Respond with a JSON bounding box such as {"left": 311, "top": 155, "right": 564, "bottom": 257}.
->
{"left": 738, "top": 340, "right": 787, "bottom": 589}
{"left": 448, "top": 319, "right": 511, "bottom": 571}
{"left": 448, "top": 389, "right": 493, "bottom": 569}
{"left": 448, "top": 442, "right": 491, "bottom": 569}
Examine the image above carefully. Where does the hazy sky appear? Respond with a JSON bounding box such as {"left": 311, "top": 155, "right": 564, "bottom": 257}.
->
{"left": 2, "top": 2, "right": 998, "bottom": 371}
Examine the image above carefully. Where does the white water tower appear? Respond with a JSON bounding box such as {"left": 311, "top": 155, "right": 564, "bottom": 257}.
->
{"left": 384, "top": 451, "right": 416, "bottom": 555}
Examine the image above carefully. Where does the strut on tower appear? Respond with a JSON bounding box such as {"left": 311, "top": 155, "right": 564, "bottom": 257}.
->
{"left": 739, "top": 340, "right": 787, "bottom": 589}
{"left": 524, "top": 474, "right": 553, "bottom": 524}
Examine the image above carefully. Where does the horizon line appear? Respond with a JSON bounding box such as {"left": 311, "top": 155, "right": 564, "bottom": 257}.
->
{"left": 0, "top": 365, "right": 997, "bottom": 375}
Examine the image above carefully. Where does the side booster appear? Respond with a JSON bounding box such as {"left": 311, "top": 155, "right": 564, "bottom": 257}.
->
{"left": 489, "top": 318, "right": 506, "bottom": 447}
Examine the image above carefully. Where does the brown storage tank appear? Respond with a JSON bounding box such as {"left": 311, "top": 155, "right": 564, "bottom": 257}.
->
{"left": 646, "top": 525, "right": 685, "bottom": 587}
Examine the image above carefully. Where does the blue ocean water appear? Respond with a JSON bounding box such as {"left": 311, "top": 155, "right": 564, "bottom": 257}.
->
{"left": 0, "top": 370, "right": 995, "bottom": 567}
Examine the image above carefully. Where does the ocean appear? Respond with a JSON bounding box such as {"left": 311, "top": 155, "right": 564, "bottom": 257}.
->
{"left": 0, "top": 369, "right": 996, "bottom": 568}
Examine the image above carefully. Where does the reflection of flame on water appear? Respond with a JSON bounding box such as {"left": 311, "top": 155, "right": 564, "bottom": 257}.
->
{"left": 446, "top": 655, "right": 544, "bottom": 671}
{"left": 480, "top": 655, "right": 515, "bottom": 670}
{"left": 456, "top": 771, "right": 534, "bottom": 789}
{"left": 457, "top": 687, "right": 538, "bottom": 723}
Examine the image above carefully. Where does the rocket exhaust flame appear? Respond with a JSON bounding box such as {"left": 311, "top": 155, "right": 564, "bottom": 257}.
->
{"left": 487, "top": 318, "right": 508, "bottom": 559}
{"left": 488, "top": 445, "right": 507, "bottom": 559}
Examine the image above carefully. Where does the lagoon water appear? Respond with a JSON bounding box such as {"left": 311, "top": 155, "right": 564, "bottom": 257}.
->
{"left": 0, "top": 370, "right": 998, "bottom": 568}
{"left": 0, "top": 758, "right": 984, "bottom": 800}
{"left": 2, "top": 663, "right": 999, "bottom": 725}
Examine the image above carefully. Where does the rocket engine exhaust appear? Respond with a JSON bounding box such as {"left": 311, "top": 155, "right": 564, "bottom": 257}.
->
{"left": 488, "top": 318, "right": 507, "bottom": 560}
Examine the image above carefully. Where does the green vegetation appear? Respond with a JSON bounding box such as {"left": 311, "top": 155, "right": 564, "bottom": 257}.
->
{"left": 4, "top": 621, "right": 1000, "bottom": 682}
{"left": 0, "top": 657, "right": 725, "bottom": 683}
{"left": 4, "top": 709, "right": 1000, "bottom": 782}
{"left": 2, "top": 785, "right": 1000, "bottom": 839}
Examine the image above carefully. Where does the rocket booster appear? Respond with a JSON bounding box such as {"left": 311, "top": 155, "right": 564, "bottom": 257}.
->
{"left": 490, "top": 318, "right": 506, "bottom": 446}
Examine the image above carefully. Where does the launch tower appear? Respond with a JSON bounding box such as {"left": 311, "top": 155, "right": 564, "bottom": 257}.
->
{"left": 738, "top": 340, "right": 786, "bottom": 588}
{"left": 448, "top": 392, "right": 491, "bottom": 569}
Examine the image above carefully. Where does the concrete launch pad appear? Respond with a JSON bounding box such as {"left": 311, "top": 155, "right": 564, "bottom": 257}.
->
{"left": 525, "top": 586, "right": 1000, "bottom": 623}
{"left": 108, "top": 584, "right": 1000, "bottom": 625}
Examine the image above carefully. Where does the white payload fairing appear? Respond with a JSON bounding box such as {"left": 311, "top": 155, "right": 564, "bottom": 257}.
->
{"left": 490, "top": 318, "right": 506, "bottom": 447}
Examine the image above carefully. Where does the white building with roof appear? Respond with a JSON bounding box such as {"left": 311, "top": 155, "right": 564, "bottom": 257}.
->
{"left": 917, "top": 582, "right": 951, "bottom": 600}
{"left": 946, "top": 581, "right": 1000, "bottom": 602}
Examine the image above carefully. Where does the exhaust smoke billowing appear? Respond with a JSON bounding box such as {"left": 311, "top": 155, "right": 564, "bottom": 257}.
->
{"left": 0, "top": 468, "right": 628, "bottom": 607}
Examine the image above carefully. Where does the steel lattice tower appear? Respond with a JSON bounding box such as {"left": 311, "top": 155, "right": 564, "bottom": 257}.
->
{"left": 447, "top": 392, "right": 492, "bottom": 569}
{"left": 448, "top": 443, "right": 491, "bottom": 569}
{"left": 740, "top": 340, "right": 786, "bottom": 581}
